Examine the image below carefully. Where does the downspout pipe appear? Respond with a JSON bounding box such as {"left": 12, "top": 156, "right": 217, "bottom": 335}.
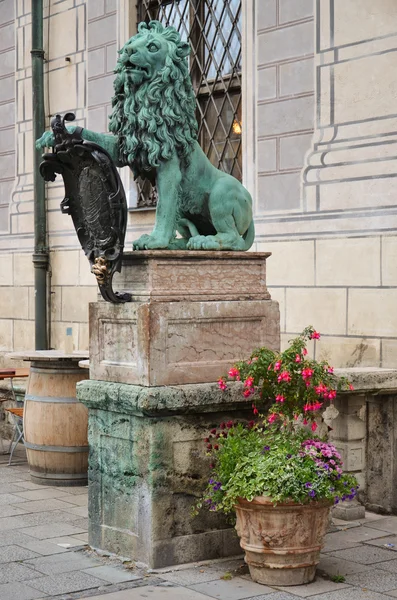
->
{"left": 31, "top": 0, "right": 49, "bottom": 349}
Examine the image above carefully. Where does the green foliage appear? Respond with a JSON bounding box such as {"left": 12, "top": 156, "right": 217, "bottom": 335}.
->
{"left": 331, "top": 575, "right": 346, "bottom": 583}
{"left": 195, "top": 327, "right": 359, "bottom": 516}
{"left": 219, "top": 326, "right": 353, "bottom": 428}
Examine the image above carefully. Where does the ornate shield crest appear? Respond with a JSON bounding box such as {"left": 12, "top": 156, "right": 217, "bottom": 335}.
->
{"left": 40, "top": 113, "right": 131, "bottom": 303}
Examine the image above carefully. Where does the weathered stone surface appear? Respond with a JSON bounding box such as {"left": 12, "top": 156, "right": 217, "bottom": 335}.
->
{"left": 90, "top": 251, "right": 279, "bottom": 387}
{"left": 113, "top": 251, "right": 271, "bottom": 302}
{"left": 77, "top": 380, "right": 262, "bottom": 568}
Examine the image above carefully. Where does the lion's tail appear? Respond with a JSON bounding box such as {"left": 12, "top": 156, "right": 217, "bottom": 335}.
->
{"left": 243, "top": 220, "right": 255, "bottom": 251}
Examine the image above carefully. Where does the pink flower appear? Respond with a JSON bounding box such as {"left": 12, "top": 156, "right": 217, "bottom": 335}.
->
{"left": 274, "top": 361, "right": 282, "bottom": 371}
{"left": 244, "top": 376, "right": 254, "bottom": 388}
{"left": 310, "top": 330, "right": 321, "bottom": 340}
{"left": 327, "top": 366, "right": 334, "bottom": 374}
{"left": 253, "top": 407, "right": 259, "bottom": 415}
{"left": 303, "top": 348, "right": 308, "bottom": 356}
{"left": 278, "top": 371, "right": 291, "bottom": 383}
{"left": 312, "top": 402, "right": 323, "bottom": 411}
{"left": 243, "top": 389, "right": 253, "bottom": 398}
{"left": 276, "top": 394, "right": 285, "bottom": 403}
{"left": 349, "top": 383, "right": 354, "bottom": 391}
{"left": 304, "top": 403, "right": 312, "bottom": 412}
{"left": 311, "top": 422, "right": 318, "bottom": 432}
{"left": 218, "top": 379, "right": 227, "bottom": 391}
{"left": 303, "top": 418, "right": 308, "bottom": 425}
{"left": 228, "top": 367, "right": 240, "bottom": 379}
{"left": 295, "top": 354, "right": 301, "bottom": 363}
{"left": 327, "top": 389, "right": 337, "bottom": 400}
{"left": 315, "top": 383, "right": 327, "bottom": 396}
{"left": 268, "top": 413, "right": 278, "bottom": 423}
{"left": 302, "top": 368, "right": 314, "bottom": 381}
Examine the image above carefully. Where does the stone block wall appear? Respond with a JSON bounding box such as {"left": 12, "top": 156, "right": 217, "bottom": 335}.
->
{"left": 0, "top": 0, "right": 15, "bottom": 232}
{"left": 255, "top": 0, "right": 397, "bottom": 369}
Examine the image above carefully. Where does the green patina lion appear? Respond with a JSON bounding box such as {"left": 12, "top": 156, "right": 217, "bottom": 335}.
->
{"left": 36, "top": 21, "right": 254, "bottom": 251}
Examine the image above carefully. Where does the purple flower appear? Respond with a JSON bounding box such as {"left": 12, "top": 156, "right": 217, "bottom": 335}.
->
{"left": 308, "top": 490, "right": 316, "bottom": 498}
{"left": 286, "top": 454, "right": 292, "bottom": 459}
{"left": 261, "top": 445, "right": 270, "bottom": 454}
{"left": 305, "top": 482, "right": 312, "bottom": 488}
{"left": 213, "top": 482, "right": 222, "bottom": 491}
{"left": 209, "top": 478, "right": 215, "bottom": 485}
{"left": 334, "top": 496, "right": 340, "bottom": 504}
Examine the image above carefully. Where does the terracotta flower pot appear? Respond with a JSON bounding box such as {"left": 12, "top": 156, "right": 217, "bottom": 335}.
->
{"left": 235, "top": 496, "right": 331, "bottom": 586}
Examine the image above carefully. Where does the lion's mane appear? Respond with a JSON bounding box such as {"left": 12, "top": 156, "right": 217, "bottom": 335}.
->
{"left": 109, "top": 21, "right": 198, "bottom": 174}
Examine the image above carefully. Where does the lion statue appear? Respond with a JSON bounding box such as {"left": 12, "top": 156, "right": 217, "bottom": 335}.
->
{"left": 37, "top": 21, "right": 254, "bottom": 251}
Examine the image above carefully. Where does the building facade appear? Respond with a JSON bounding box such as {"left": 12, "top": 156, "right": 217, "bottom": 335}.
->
{"left": 0, "top": 0, "right": 396, "bottom": 369}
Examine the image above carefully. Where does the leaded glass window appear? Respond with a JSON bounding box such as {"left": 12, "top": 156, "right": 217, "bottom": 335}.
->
{"left": 135, "top": 0, "right": 242, "bottom": 209}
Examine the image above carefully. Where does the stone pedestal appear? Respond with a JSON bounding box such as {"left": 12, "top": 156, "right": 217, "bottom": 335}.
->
{"left": 89, "top": 251, "right": 279, "bottom": 386}
{"left": 81, "top": 251, "right": 280, "bottom": 568}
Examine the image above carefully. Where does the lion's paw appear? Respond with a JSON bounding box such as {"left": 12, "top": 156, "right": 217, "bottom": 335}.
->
{"left": 187, "top": 235, "right": 221, "bottom": 250}
{"left": 133, "top": 234, "right": 169, "bottom": 250}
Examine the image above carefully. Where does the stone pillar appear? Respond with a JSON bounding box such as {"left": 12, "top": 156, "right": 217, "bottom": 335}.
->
{"left": 329, "top": 368, "right": 397, "bottom": 519}
{"left": 78, "top": 251, "right": 280, "bottom": 568}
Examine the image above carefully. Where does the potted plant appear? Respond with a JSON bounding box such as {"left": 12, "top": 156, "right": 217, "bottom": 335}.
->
{"left": 196, "top": 327, "right": 358, "bottom": 586}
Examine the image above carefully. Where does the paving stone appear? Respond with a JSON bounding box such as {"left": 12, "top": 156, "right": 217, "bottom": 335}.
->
{"left": 154, "top": 567, "right": 229, "bottom": 585}
{"left": 87, "top": 586, "right": 224, "bottom": 599}
{"left": 13, "top": 481, "right": 51, "bottom": 490}
{"left": 363, "top": 534, "right": 397, "bottom": 551}
{"left": 71, "top": 516, "right": 89, "bottom": 529}
{"left": 13, "top": 498, "right": 80, "bottom": 513}
{"left": 322, "top": 526, "right": 386, "bottom": 553}
{"left": 0, "top": 504, "right": 30, "bottom": 518}
{"left": 61, "top": 504, "right": 88, "bottom": 517}
{"left": 317, "top": 555, "right": 368, "bottom": 577}
{"left": 256, "top": 595, "right": 303, "bottom": 600}
{"left": 365, "top": 517, "right": 397, "bottom": 535}
{"left": 328, "top": 544, "right": 397, "bottom": 564}
{"left": 0, "top": 562, "right": 40, "bottom": 584}
{"left": 189, "top": 576, "right": 273, "bottom": 599}
{"left": 0, "top": 483, "right": 30, "bottom": 494}
{"left": 277, "top": 576, "right": 350, "bottom": 597}
{"left": 28, "top": 570, "right": 106, "bottom": 595}
{"left": 308, "top": 589, "right": 389, "bottom": 600}
{"left": 363, "top": 511, "right": 387, "bottom": 521}
{"left": 14, "top": 536, "right": 70, "bottom": 556}
{"left": 376, "top": 557, "right": 397, "bottom": 573}
{"left": 57, "top": 493, "right": 88, "bottom": 506}
{"left": 19, "top": 522, "right": 87, "bottom": 539}
{"left": 25, "top": 551, "right": 101, "bottom": 575}
{"left": 12, "top": 488, "right": 68, "bottom": 501}
{"left": 0, "top": 545, "right": 40, "bottom": 564}
{"left": 82, "top": 565, "right": 143, "bottom": 583}
{"left": 344, "top": 567, "right": 397, "bottom": 592}
{"left": 385, "top": 591, "right": 397, "bottom": 598}
{"left": 0, "top": 581, "right": 44, "bottom": 600}
{"left": 46, "top": 535, "right": 89, "bottom": 548}
{"left": 11, "top": 509, "right": 83, "bottom": 528}
{"left": 58, "top": 485, "right": 89, "bottom": 495}
{"left": 0, "top": 515, "right": 29, "bottom": 531}
{"left": 0, "top": 493, "right": 29, "bottom": 505}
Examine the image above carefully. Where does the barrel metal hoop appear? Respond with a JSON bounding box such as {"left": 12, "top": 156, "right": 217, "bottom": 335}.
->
{"left": 24, "top": 441, "right": 89, "bottom": 453}
{"left": 29, "top": 367, "right": 83, "bottom": 375}
{"left": 30, "top": 472, "right": 88, "bottom": 480}
{"left": 25, "top": 395, "right": 79, "bottom": 404}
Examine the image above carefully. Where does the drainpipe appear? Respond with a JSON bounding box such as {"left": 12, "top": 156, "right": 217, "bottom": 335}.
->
{"left": 31, "top": 0, "right": 49, "bottom": 349}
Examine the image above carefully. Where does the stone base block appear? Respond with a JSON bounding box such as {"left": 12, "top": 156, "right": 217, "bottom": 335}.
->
{"left": 332, "top": 500, "right": 365, "bottom": 521}
{"left": 77, "top": 379, "right": 260, "bottom": 569}
{"left": 89, "top": 251, "right": 279, "bottom": 386}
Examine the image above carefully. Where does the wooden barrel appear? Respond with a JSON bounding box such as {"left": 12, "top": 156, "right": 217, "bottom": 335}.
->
{"left": 23, "top": 359, "right": 88, "bottom": 486}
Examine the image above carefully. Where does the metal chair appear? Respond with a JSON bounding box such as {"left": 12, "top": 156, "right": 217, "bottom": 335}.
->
{"left": 4, "top": 408, "right": 24, "bottom": 465}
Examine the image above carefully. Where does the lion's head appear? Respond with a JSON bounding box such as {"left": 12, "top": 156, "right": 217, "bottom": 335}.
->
{"left": 109, "top": 21, "right": 198, "bottom": 175}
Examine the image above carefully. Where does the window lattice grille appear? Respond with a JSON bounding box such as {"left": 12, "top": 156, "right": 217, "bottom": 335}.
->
{"left": 135, "top": 0, "right": 242, "bottom": 209}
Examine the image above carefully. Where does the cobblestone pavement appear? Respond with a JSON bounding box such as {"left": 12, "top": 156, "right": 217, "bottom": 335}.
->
{"left": 2, "top": 446, "right": 397, "bottom": 600}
